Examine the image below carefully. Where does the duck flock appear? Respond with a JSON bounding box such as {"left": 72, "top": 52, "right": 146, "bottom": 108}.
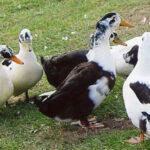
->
{"left": 0, "top": 12, "right": 150, "bottom": 144}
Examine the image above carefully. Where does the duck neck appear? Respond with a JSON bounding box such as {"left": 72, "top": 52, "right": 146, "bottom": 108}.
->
{"left": 19, "top": 42, "right": 33, "bottom": 54}
{"left": 135, "top": 44, "right": 150, "bottom": 75}
{"left": 18, "top": 42, "right": 37, "bottom": 61}
{"left": 87, "top": 22, "right": 116, "bottom": 75}
{"left": 138, "top": 47, "right": 150, "bottom": 65}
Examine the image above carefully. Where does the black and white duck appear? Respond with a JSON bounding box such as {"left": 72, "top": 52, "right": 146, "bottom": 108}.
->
{"left": 123, "top": 32, "right": 150, "bottom": 143}
{"left": 0, "top": 45, "right": 23, "bottom": 105}
{"left": 34, "top": 12, "right": 133, "bottom": 129}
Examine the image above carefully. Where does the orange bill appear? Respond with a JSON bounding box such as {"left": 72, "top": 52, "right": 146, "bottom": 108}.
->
{"left": 120, "top": 20, "right": 134, "bottom": 27}
{"left": 10, "top": 55, "right": 24, "bottom": 65}
{"left": 113, "top": 36, "right": 127, "bottom": 46}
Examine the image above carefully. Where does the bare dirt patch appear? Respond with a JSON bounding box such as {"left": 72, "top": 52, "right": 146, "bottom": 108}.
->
{"left": 53, "top": 118, "right": 134, "bottom": 141}
{"left": 103, "top": 118, "right": 134, "bottom": 130}
{"left": 43, "top": 118, "right": 135, "bottom": 145}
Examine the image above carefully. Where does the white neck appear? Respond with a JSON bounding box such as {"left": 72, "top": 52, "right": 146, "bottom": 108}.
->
{"left": 18, "top": 42, "right": 37, "bottom": 61}
{"left": 134, "top": 43, "right": 150, "bottom": 75}
{"left": 19, "top": 42, "right": 32, "bottom": 53}
{"left": 86, "top": 27, "right": 116, "bottom": 75}
{"left": 138, "top": 43, "right": 150, "bottom": 65}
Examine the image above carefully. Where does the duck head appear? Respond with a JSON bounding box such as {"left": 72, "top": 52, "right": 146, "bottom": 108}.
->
{"left": 19, "top": 29, "right": 32, "bottom": 43}
{"left": 110, "top": 31, "right": 127, "bottom": 46}
{"left": 19, "top": 29, "right": 33, "bottom": 51}
{"left": 92, "top": 12, "right": 133, "bottom": 47}
{"left": 90, "top": 31, "right": 127, "bottom": 49}
{"left": 99, "top": 12, "right": 134, "bottom": 29}
{"left": 0, "top": 45, "right": 24, "bottom": 64}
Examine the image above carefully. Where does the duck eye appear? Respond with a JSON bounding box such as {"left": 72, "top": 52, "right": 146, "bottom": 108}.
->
{"left": 110, "top": 34, "right": 113, "bottom": 38}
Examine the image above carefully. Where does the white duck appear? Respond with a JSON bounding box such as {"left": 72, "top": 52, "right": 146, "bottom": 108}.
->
{"left": 110, "top": 35, "right": 142, "bottom": 77}
{"left": 4, "top": 29, "right": 43, "bottom": 102}
{"left": 123, "top": 32, "right": 150, "bottom": 143}
{"left": 0, "top": 45, "right": 23, "bottom": 105}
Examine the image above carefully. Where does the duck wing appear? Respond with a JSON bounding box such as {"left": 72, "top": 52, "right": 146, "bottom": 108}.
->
{"left": 37, "top": 62, "right": 103, "bottom": 119}
{"left": 41, "top": 50, "right": 89, "bottom": 87}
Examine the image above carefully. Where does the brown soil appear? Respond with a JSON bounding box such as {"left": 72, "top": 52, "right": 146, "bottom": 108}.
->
{"left": 41, "top": 118, "right": 135, "bottom": 144}
{"left": 103, "top": 118, "right": 134, "bottom": 130}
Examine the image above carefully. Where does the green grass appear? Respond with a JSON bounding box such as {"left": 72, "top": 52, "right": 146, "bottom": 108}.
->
{"left": 0, "top": 0, "right": 150, "bottom": 149}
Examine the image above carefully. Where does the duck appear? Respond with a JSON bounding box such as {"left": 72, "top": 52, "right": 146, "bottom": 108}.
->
{"left": 0, "top": 45, "right": 23, "bottom": 105}
{"left": 123, "top": 32, "right": 150, "bottom": 143}
{"left": 34, "top": 12, "right": 133, "bottom": 129}
{"left": 3, "top": 29, "right": 43, "bottom": 102}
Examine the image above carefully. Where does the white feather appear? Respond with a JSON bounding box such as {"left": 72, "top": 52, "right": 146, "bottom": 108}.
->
{"left": 4, "top": 29, "right": 43, "bottom": 96}
{"left": 123, "top": 32, "right": 150, "bottom": 134}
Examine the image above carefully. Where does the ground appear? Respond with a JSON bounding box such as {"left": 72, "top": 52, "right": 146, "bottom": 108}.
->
{"left": 0, "top": 0, "right": 150, "bottom": 149}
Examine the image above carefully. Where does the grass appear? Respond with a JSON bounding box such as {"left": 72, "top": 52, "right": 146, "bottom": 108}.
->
{"left": 0, "top": 0, "right": 150, "bottom": 149}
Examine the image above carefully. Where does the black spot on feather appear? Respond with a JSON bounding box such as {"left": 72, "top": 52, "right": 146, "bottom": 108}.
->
{"left": 124, "top": 45, "right": 138, "bottom": 66}
{"left": 2, "top": 60, "right": 12, "bottom": 66}
{"left": 25, "top": 32, "right": 30, "bottom": 39}
{"left": 142, "top": 112, "right": 150, "bottom": 121}
{"left": 130, "top": 82, "right": 150, "bottom": 104}
{"left": 100, "top": 13, "right": 116, "bottom": 21}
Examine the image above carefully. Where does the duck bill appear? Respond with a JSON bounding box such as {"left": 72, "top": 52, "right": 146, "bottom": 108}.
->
{"left": 113, "top": 36, "right": 127, "bottom": 46}
{"left": 10, "top": 55, "right": 24, "bottom": 65}
{"left": 120, "top": 20, "right": 134, "bottom": 27}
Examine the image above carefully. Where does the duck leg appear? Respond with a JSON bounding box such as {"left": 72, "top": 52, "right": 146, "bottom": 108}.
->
{"left": 80, "top": 118, "right": 95, "bottom": 129}
{"left": 71, "top": 116, "right": 105, "bottom": 128}
{"left": 25, "top": 90, "right": 30, "bottom": 103}
{"left": 126, "top": 133, "right": 144, "bottom": 144}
